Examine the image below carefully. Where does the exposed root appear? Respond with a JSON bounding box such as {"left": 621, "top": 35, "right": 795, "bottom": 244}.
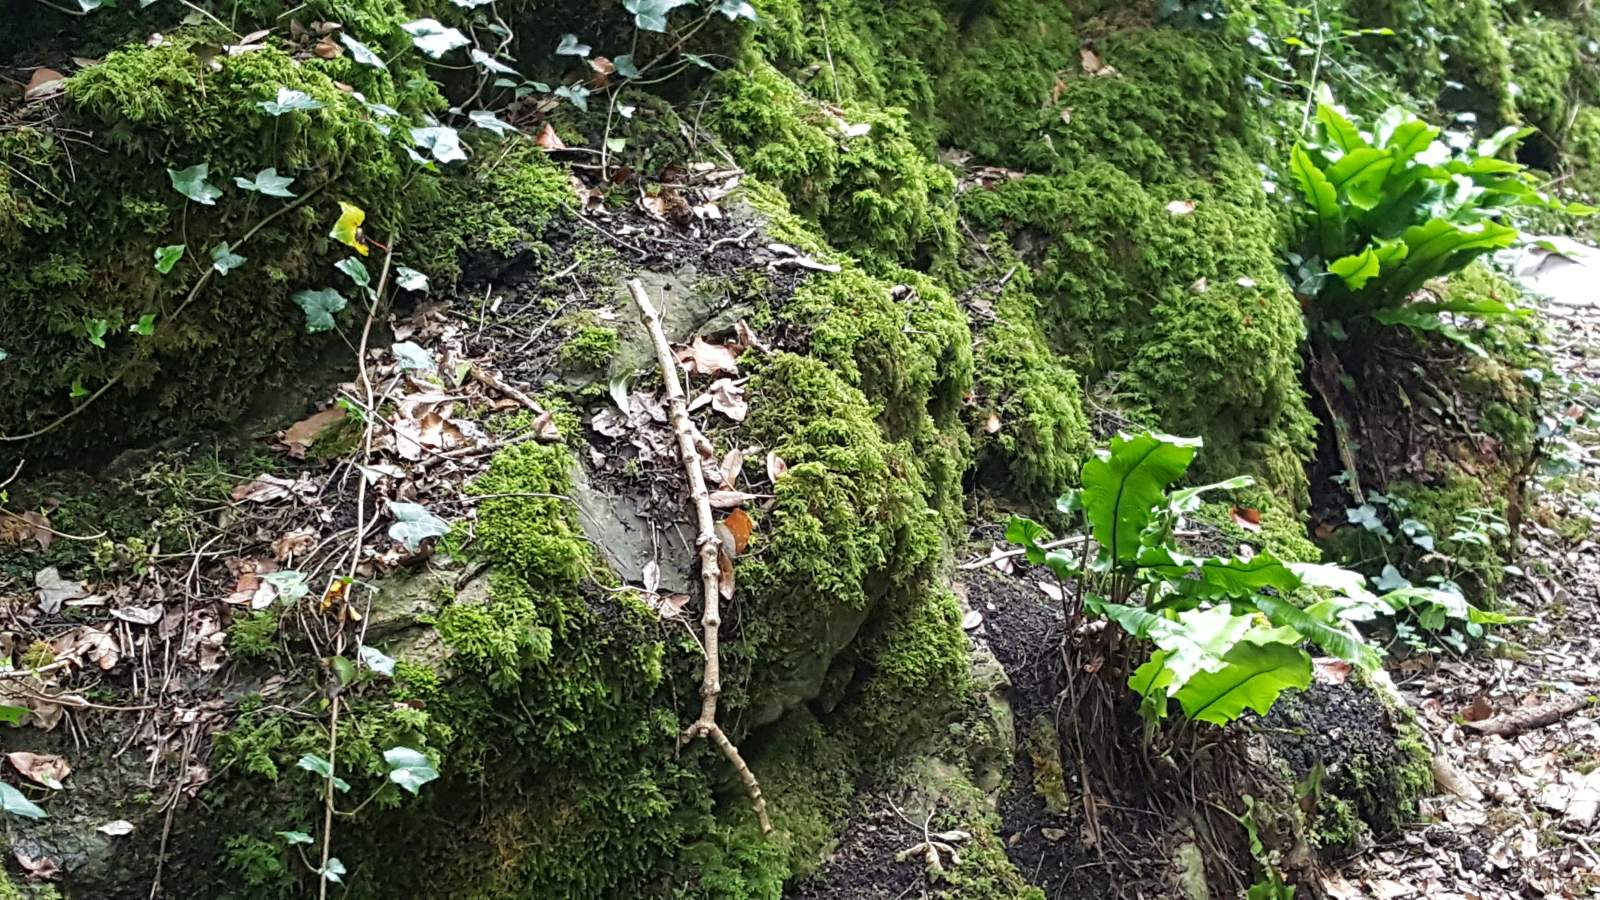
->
{"left": 625, "top": 277, "right": 772, "bottom": 835}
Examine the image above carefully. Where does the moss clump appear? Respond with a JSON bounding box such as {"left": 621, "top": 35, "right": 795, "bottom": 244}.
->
{"left": 1025, "top": 716, "right": 1070, "bottom": 815}
{"left": 1347, "top": 0, "right": 1518, "bottom": 126}
{"left": 0, "top": 33, "right": 429, "bottom": 459}
{"left": 559, "top": 324, "right": 620, "bottom": 371}
{"left": 1194, "top": 489, "right": 1322, "bottom": 564}
{"left": 962, "top": 151, "right": 1315, "bottom": 501}
{"left": 710, "top": 58, "right": 957, "bottom": 267}
{"left": 967, "top": 258, "right": 1092, "bottom": 504}
{"left": 226, "top": 611, "right": 282, "bottom": 662}
{"left": 410, "top": 145, "right": 574, "bottom": 283}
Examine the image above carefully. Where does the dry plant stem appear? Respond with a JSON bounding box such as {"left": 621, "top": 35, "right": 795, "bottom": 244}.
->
{"left": 625, "top": 277, "right": 771, "bottom": 835}
{"left": 468, "top": 364, "right": 546, "bottom": 415}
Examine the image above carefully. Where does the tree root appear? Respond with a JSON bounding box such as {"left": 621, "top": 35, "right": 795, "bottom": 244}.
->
{"left": 626, "top": 278, "right": 771, "bottom": 835}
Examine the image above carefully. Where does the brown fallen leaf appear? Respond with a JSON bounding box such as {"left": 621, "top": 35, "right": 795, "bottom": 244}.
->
{"left": 1230, "top": 506, "right": 1262, "bottom": 532}
{"left": 1462, "top": 693, "right": 1494, "bottom": 722}
{"left": 1079, "top": 46, "right": 1117, "bottom": 77}
{"left": 1, "top": 511, "right": 53, "bottom": 551}
{"left": 985, "top": 412, "right": 1001, "bottom": 434}
{"left": 708, "top": 490, "right": 770, "bottom": 509}
{"left": 675, "top": 336, "right": 740, "bottom": 378}
{"left": 24, "top": 68, "right": 66, "bottom": 101}
{"left": 718, "top": 448, "right": 745, "bottom": 489}
{"left": 1311, "top": 657, "right": 1350, "bottom": 685}
{"left": 271, "top": 529, "right": 318, "bottom": 562}
{"left": 532, "top": 409, "right": 562, "bottom": 443}
{"left": 7, "top": 751, "right": 70, "bottom": 789}
{"left": 231, "top": 474, "right": 302, "bottom": 503}
{"left": 706, "top": 378, "right": 748, "bottom": 422}
{"left": 280, "top": 406, "right": 347, "bottom": 456}
{"left": 13, "top": 849, "right": 59, "bottom": 881}
{"left": 34, "top": 567, "right": 87, "bottom": 614}
{"left": 723, "top": 508, "right": 753, "bottom": 554}
{"left": 1465, "top": 694, "right": 1587, "bottom": 736}
{"left": 535, "top": 122, "right": 566, "bottom": 150}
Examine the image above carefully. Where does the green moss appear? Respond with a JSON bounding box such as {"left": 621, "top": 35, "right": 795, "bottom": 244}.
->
{"left": 227, "top": 610, "right": 282, "bottom": 662}
{"left": 1025, "top": 715, "right": 1071, "bottom": 814}
{"left": 710, "top": 58, "right": 957, "bottom": 267}
{"left": 1348, "top": 0, "right": 1518, "bottom": 126}
{"left": 0, "top": 33, "right": 427, "bottom": 458}
{"left": 559, "top": 324, "right": 620, "bottom": 371}
{"left": 1194, "top": 490, "right": 1322, "bottom": 563}
{"left": 411, "top": 145, "right": 574, "bottom": 283}
{"left": 465, "top": 443, "right": 588, "bottom": 586}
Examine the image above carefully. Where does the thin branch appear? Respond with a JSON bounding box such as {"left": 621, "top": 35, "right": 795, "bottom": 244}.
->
{"left": 626, "top": 278, "right": 770, "bottom": 835}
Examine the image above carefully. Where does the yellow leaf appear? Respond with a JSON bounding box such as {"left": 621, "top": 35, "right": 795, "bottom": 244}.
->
{"left": 331, "top": 201, "right": 369, "bottom": 256}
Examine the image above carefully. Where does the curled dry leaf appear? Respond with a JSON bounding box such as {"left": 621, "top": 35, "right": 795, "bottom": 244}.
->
{"left": 0, "top": 511, "right": 52, "bottom": 551}
{"left": 707, "top": 490, "right": 768, "bottom": 510}
{"left": 532, "top": 409, "right": 562, "bottom": 443}
{"left": 97, "top": 820, "right": 135, "bottom": 837}
{"left": 230, "top": 473, "right": 307, "bottom": 504}
{"left": 1311, "top": 657, "right": 1351, "bottom": 685}
{"left": 1165, "top": 199, "right": 1197, "bottom": 216}
{"left": 13, "top": 851, "right": 58, "bottom": 881}
{"left": 765, "top": 451, "right": 788, "bottom": 484}
{"left": 1079, "top": 46, "right": 1116, "bottom": 76}
{"left": 34, "top": 568, "right": 87, "bottom": 614}
{"left": 707, "top": 378, "right": 748, "bottom": 422}
{"left": 7, "top": 751, "right": 70, "bottom": 789}
{"left": 110, "top": 605, "right": 163, "bottom": 626}
{"left": 271, "top": 528, "right": 318, "bottom": 561}
{"left": 675, "top": 336, "right": 740, "bottom": 378}
{"left": 1230, "top": 506, "right": 1262, "bottom": 532}
{"left": 985, "top": 412, "right": 1001, "bottom": 434}
{"left": 718, "top": 448, "right": 745, "bottom": 489}
{"left": 24, "top": 68, "right": 66, "bottom": 100}
{"left": 535, "top": 123, "right": 566, "bottom": 150}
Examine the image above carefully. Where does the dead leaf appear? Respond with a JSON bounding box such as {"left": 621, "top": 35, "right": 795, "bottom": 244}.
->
{"left": 1190, "top": 277, "right": 1209, "bottom": 294}
{"left": 7, "top": 751, "right": 69, "bottom": 789}
{"left": 34, "top": 568, "right": 87, "bottom": 614}
{"left": 1311, "top": 657, "right": 1351, "bottom": 685}
{"left": 766, "top": 452, "right": 788, "bottom": 484}
{"left": 1079, "top": 47, "right": 1116, "bottom": 77}
{"left": 1, "top": 511, "right": 53, "bottom": 551}
{"left": 110, "top": 605, "right": 163, "bottom": 626}
{"left": 985, "top": 412, "right": 1002, "bottom": 434}
{"left": 13, "top": 850, "right": 58, "bottom": 881}
{"left": 97, "top": 820, "right": 135, "bottom": 836}
{"left": 535, "top": 123, "right": 566, "bottom": 151}
{"left": 732, "top": 320, "right": 770, "bottom": 354}
{"left": 707, "top": 379, "right": 748, "bottom": 422}
{"left": 590, "top": 56, "right": 615, "bottom": 76}
{"left": 642, "top": 559, "right": 661, "bottom": 597}
{"left": 676, "top": 336, "right": 740, "bottom": 378}
{"left": 230, "top": 474, "right": 302, "bottom": 504}
{"left": 313, "top": 38, "right": 341, "bottom": 59}
{"left": 24, "top": 68, "right": 66, "bottom": 101}
{"left": 1165, "top": 199, "right": 1197, "bottom": 215}
{"left": 280, "top": 406, "right": 347, "bottom": 456}
{"left": 271, "top": 529, "right": 318, "bottom": 562}
{"left": 719, "top": 448, "right": 745, "bottom": 489}
{"left": 962, "top": 610, "right": 983, "bottom": 630}
{"left": 532, "top": 410, "right": 562, "bottom": 443}
{"left": 708, "top": 490, "right": 768, "bottom": 509}
{"left": 723, "top": 509, "right": 753, "bottom": 554}
{"left": 1462, "top": 694, "right": 1494, "bottom": 722}
{"left": 1230, "top": 506, "right": 1262, "bottom": 532}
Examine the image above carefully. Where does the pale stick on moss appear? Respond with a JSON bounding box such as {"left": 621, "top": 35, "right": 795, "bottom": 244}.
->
{"left": 626, "top": 277, "right": 771, "bottom": 835}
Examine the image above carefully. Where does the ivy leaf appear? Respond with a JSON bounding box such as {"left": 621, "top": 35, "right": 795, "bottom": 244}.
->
{"left": 469, "top": 48, "right": 519, "bottom": 76}
{"left": 340, "top": 33, "right": 386, "bottom": 69}
{"left": 234, "top": 168, "right": 296, "bottom": 198}
{"left": 0, "top": 782, "right": 46, "bottom": 820}
{"left": 1174, "top": 642, "right": 1312, "bottom": 726}
{"left": 614, "top": 54, "right": 640, "bottom": 79}
{"left": 129, "top": 314, "right": 157, "bottom": 337}
{"left": 359, "top": 645, "right": 396, "bottom": 677}
{"left": 554, "top": 84, "right": 590, "bottom": 112}
{"left": 383, "top": 747, "right": 439, "bottom": 794}
{"left": 391, "top": 341, "right": 434, "bottom": 372}
{"left": 555, "top": 33, "right": 591, "bottom": 57}
{"left": 388, "top": 501, "right": 448, "bottom": 551}
{"left": 330, "top": 201, "right": 369, "bottom": 256}
{"left": 624, "top": 0, "right": 690, "bottom": 32}
{"left": 335, "top": 257, "right": 371, "bottom": 288}
{"left": 168, "top": 164, "right": 221, "bottom": 205}
{"left": 84, "top": 318, "right": 109, "bottom": 349}
{"left": 154, "top": 244, "right": 185, "bottom": 274}
{"left": 468, "top": 109, "right": 516, "bottom": 136}
{"left": 0, "top": 704, "right": 28, "bottom": 726}
{"left": 402, "top": 19, "right": 469, "bottom": 58}
{"left": 262, "top": 570, "right": 310, "bottom": 603}
{"left": 713, "top": 0, "right": 758, "bottom": 20}
{"left": 69, "top": 379, "right": 89, "bottom": 400}
{"left": 257, "top": 87, "right": 324, "bottom": 116}
{"left": 396, "top": 267, "right": 429, "bottom": 293}
{"left": 680, "top": 52, "right": 717, "bottom": 71}
{"left": 410, "top": 126, "right": 468, "bottom": 164}
{"left": 296, "top": 754, "right": 350, "bottom": 793}
{"left": 276, "top": 830, "right": 314, "bottom": 846}
{"left": 330, "top": 655, "right": 357, "bottom": 687}
{"left": 294, "top": 288, "right": 347, "bottom": 333}
{"left": 317, "top": 858, "right": 347, "bottom": 884}
{"left": 211, "top": 242, "right": 246, "bottom": 275}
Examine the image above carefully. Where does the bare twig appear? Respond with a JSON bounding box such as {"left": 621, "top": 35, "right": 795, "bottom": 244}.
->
{"left": 468, "top": 365, "right": 546, "bottom": 415}
{"left": 626, "top": 277, "right": 770, "bottom": 835}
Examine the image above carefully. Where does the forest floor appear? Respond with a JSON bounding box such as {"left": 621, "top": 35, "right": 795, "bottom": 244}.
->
{"left": 1322, "top": 245, "right": 1600, "bottom": 900}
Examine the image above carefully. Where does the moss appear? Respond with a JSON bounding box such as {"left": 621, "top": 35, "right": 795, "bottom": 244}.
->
{"left": 962, "top": 149, "right": 1315, "bottom": 501}
{"left": 967, "top": 255, "right": 1093, "bottom": 504}
{"left": 1387, "top": 476, "right": 1512, "bottom": 598}
{"left": 1025, "top": 715, "right": 1071, "bottom": 814}
{"left": 0, "top": 33, "right": 429, "bottom": 460}
{"left": 845, "top": 590, "right": 972, "bottom": 753}
{"left": 1348, "top": 0, "right": 1518, "bottom": 126}
{"left": 1194, "top": 489, "right": 1322, "bottom": 564}
{"left": 559, "top": 324, "right": 620, "bottom": 371}
{"left": 710, "top": 57, "right": 957, "bottom": 268}
{"left": 464, "top": 442, "right": 588, "bottom": 586}
{"left": 227, "top": 610, "right": 282, "bottom": 662}
{"left": 410, "top": 145, "right": 574, "bottom": 283}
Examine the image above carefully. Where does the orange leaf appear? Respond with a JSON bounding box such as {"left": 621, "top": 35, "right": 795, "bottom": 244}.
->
{"left": 724, "top": 508, "right": 753, "bottom": 554}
